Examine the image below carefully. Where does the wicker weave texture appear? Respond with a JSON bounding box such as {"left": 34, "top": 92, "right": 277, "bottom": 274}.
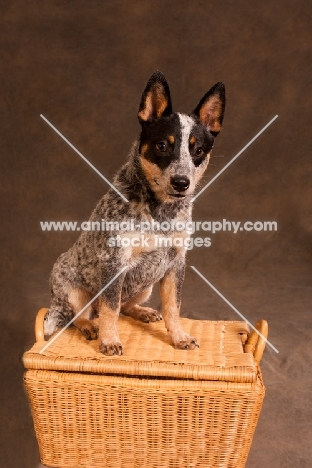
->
{"left": 24, "top": 369, "right": 264, "bottom": 468}
{"left": 23, "top": 317, "right": 256, "bottom": 383}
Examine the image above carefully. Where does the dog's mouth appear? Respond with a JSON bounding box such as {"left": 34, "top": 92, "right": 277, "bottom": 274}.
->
{"left": 167, "top": 193, "right": 187, "bottom": 199}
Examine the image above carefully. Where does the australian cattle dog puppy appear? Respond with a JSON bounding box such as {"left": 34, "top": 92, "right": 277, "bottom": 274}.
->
{"left": 44, "top": 71, "right": 226, "bottom": 355}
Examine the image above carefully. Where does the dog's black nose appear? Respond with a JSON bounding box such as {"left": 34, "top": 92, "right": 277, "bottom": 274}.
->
{"left": 170, "top": 175, "right": 190, "bottom": 192}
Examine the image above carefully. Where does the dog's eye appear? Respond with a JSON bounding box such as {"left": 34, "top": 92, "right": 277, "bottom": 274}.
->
{"left": 155, "top": 141, "right": 167, "bottom": 152}
{"left": 195, "top": 147, "right": 204, "bottom": 156}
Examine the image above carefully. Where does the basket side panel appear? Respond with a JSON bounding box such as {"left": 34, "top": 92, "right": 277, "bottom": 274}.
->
{"left": 24, "top": 370, "right": 265, "bottom": 468}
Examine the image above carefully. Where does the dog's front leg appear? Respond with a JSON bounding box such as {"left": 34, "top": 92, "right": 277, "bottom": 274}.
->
{"left": 98, "top": 300, "right": 122, "bottom": 355}
{"left": 160, "top": 266, "right": 199, "bottom": 350}
{"left": 98, "top": 268, "right": 125, "bottom": 356}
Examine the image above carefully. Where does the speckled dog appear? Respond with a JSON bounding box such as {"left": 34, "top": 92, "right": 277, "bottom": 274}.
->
{"left": 44, "top": 71, "right": 225, "bottom": 355}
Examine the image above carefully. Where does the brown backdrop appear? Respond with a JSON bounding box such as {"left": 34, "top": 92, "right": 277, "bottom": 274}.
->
{"left": 1, "top": 1, "right": 312, "bottom": 466}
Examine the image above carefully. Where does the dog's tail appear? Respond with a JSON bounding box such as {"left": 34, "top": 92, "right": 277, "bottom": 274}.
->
{"left": 43, "top": 307, "right": 70, "bottom": 336}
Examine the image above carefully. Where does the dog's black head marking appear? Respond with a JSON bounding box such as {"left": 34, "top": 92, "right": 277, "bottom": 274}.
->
{"left": 137, "top": 71, "right": 226, "bottom": 202}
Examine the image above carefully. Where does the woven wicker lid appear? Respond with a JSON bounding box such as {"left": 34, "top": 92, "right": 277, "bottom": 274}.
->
{"left": 23, "top": 316, "right": 257, "bottom": 383}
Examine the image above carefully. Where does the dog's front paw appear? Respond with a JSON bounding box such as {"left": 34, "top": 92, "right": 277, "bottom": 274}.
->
{"left": 173, "top": 334, "right": 199, "bottom": 350}
{"left": 99, "top": 339, "right": 123, "bottom": 356}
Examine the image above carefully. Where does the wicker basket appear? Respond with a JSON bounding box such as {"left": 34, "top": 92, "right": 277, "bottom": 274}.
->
{"left": 23, "top": 309, "right": 268, "bottom": 468}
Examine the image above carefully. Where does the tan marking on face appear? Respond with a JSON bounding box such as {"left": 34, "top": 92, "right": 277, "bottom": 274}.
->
{"left": 190, "top": 136, "right": 196, "bottom": 145}
{"left": 168, "top": 135, "right": 175, "bottom": 144}
{"left": 140, "top": 143, "right": 149, "bottom": 157}
{"left": 140, "top": 157, "right": 162, "bottom": 183}
{"left": 200, "top": 96, "right": 222, "bottom": 133}
{"left": 140, "top": 151, "right": 176, "bottom": 203}
{"left": 140, "top": 156, "right": 168, "bottom": 200}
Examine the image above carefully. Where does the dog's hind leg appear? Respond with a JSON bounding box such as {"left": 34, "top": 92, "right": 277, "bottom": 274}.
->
{"left": 44, "top": 290, "right": 73, "bottom": 336}
{"left": 121, "top": 286, "right": 162, "bottom": 323}
{"left": 68, "top": 288, "right": 99, "bottom": 340}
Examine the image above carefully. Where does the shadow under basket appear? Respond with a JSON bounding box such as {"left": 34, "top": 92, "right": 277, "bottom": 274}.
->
{"left": 23, "top": 309, "right": 268, "bottom": 468}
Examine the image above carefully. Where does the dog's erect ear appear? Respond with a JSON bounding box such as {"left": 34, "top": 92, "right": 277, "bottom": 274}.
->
{"left": 192, "top": 82, "right": 225, "bottom": 136}
{"left": 138, "top": 71, "right": 172, "bottom": 124}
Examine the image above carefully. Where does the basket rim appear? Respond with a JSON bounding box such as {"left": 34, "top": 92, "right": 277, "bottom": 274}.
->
{"left": 24, "top": 368, "right": 265, "bottom": 392}
{"left": 23, "top": 314, "right": 261, "bottom": 383}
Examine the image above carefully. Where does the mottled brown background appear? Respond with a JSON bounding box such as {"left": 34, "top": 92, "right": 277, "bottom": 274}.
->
{"left": 1, "top": 1, "right": 312, "bottom": 467}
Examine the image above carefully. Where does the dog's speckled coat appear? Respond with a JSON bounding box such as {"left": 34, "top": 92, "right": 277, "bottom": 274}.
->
{"left": 44, "top": 71, "right": 225, "bottom": 355}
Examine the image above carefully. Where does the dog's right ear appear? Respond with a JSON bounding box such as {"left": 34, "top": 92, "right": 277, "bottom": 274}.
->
{"left": 138, "top": 71, "right": 172, "bottom": 124}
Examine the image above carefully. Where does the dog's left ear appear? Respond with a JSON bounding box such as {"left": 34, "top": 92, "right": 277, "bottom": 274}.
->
{"left": 138, "top": 71, "right": 172, "bottom": 124}
{"left": 192, "top": 82, "right": 225, "bottom": 137}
